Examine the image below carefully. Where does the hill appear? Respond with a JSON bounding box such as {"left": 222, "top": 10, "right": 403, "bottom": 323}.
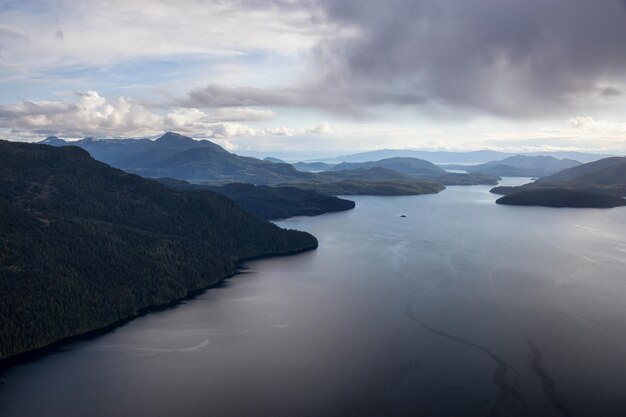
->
{"left": 0, "top": 141, "right": 317, "bottom": 361}
{"left": 263, "top": 157, "right": 286, "bottom": 164}
{"left": 158, "top": 179, "right": 356, "bottom": 219}
{"left": 496, "top": 189, "right": 626, "bottom": 208}
{"left": 491, "top": 157, "right": 626, "bottom": 197}
{"left": 292, "top": 161, "right": 336, "bottom": 172}
{"left": 534, "top": 156, "right": 626, "bottom": 191}
{"left": 326, "top": 158, "right": 499, "bottom": 185}
{"left": 443, "top": 155, "right": 581, "bottom": 177}
{"left": 283, "top": 179, "right": 445, "bottom": 196}
{"left": 329, "top": 157, "right": 446, "bottom": 177}
{"left": 41, "top": 133, "right": 312, "bottom": 185}
{"left": 330, "top": 149, "right": 612, "bottom": 164}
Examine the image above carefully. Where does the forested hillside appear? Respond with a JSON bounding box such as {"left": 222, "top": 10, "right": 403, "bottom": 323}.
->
{"left": 0, "top": 141, "right": 317, "bottom": 361}
{"left": 158, "top": 179, "right": 356, "bottom": 219}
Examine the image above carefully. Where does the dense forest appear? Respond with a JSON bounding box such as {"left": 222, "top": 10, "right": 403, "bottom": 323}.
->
{"left": 0, "top": 141, "right": 317, "bottom": 361}
{"left": 159, "top": 179, "right": 356, "bottom": 219}
{"left": 496, "top": 189, "right": 626, "bottom": 208}
{"left": 284, "top": 179, "right": 445, "bottom": 196}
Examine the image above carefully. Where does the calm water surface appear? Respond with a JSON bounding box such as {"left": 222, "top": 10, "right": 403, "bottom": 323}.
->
{"left": 2, "top": 179, "right": 626, "bottom": 417}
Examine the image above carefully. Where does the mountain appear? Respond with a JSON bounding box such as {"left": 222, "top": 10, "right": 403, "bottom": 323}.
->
{"left": 496, "top": 189, "right": 626, "bottom": 208}
{"left": 330, "top": 157, "right": 446, "bottom": 177}
{"left": 443, "top": 155, "right": 582, "bottom": 177}
{"left": 35, "top": 133, "right": 494, "bottom": 189}
{"left": 490, "top": 157, "right": 626, "bottom": 208}
{"left": 534, "top": 156, "right": 626, "bottom": 189}
{"left": 158, "top": 179, "right": 356, "bottom": 219}
{"left": 263, "top": 157, "right": 286, "bottom": 164}
{"left": 326, "top": 157, "right": 499, "bottom": 185}
{"left": 292, "top": 161, "right": 336, "bottom": 172}
{"left": 0, "top": 140, "right": 317, "bottom": 361}
{"left": 39, "top": 133, "right": 311, "bottom": 185}
{"left": 492, "top": 157, "right": 626, "bottom": 197}
{"left": 328, "top": 149, "right": 614, "bottom": 164}
{"left": 321, "top": 166, "right": 419, "bottom": 181}
{"left": 39, "top": 136, "right": 69, "bottom": 146}
{"left": 283, "top": 179, "right": 445, "bottom": 196}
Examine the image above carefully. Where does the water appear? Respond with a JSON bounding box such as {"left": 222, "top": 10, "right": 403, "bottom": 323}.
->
{"left": 2, "top": 179, "right": 626, "bottom": 417}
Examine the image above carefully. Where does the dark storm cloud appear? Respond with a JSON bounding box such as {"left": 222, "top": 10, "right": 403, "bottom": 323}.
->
{"left": 184, "top": 0, "right": 626, "bottom": 117}
{"left": 313, "top": 0, "right": 626, "bottom": 116}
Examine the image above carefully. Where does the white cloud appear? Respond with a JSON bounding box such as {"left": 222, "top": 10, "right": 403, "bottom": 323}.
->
{"left": 310, "top": 121, "right": 334, "bottom": 134}
{"left": 568, "top": 116, "right": 626, "bottom": 134}
{"left": 0, "top": 0, "right": 340, "bottom": 73}
{"left": 0, "top": 91, "right": 333, "bottom": 141}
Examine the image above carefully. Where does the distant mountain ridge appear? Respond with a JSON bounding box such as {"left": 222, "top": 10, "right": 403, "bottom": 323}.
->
{"left": 330, "top": 157, "right": 446, "bottom": 177}
{"left": 40, "top": 133, "right": 311, "bottom": 185}
{"left": 326, "top": 149, "right": 615, "bottom": 164}
{"left": 442, "top": 155, "right": 582, "bottom": 177}
{"left": 324, "top": 157, "right": 499, "bottom": 185}
{"left": 35, "top": 133, "right": 497, "bottom": 189}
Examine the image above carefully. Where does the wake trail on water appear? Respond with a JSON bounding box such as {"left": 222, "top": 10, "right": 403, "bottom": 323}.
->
{"left": 526, "top": 340, "right": 572, "bottom": 417}
{"left": 404, "top": 302, "right": 526, "bottom": 416}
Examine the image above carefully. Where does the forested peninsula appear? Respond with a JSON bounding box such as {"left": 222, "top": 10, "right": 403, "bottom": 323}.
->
{"left": 0, "top": 141, "right": 317, "bottom": 362}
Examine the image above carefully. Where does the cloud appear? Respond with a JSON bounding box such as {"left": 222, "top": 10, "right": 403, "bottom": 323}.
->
{"left": 308, "top": 0, "right": 626, "bottom": 116}
{"left": 0, "top": 91, "right": 329, "bottom": 140}
{"left": 0, "top": 0, "right": 339, "bottom": 72}
{"left": 599, "top": 86, "right": 624, "bottom": 97}
{"left": 174, "top": 0, "right": 626, "bottom": 118}
{"left": 310, "top": 121, "right": 333, "bottom": 134}
{"left": 569, "top": 116, "right": 626, "bottom": 134}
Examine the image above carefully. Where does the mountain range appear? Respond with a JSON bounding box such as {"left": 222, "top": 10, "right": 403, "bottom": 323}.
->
{"left": 324, "top": 149, "right": 615, "bottom": 165}
{"left": 37, "top": 133, "right": 496, "bottom": 191}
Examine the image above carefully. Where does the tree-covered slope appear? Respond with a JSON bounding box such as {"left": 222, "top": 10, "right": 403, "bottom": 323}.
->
{"left": 158, "top": 179, "right": 356, "bottom": 219}
{"left": 496, "top": 189, "right": 626, "bottom": 208}
{"left": 535, "top": 156, "right": 626, "bottom": 189}
{"left": 0, "top": 141, "right": 317, "bottom": 361}
{"left": 329, "top": 157, "right": 446, "bottom": 177}
{"left": 490, "top": 157, "right": 626, "bottom": 198}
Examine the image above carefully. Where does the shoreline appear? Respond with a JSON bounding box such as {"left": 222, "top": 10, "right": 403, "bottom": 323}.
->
{"left": 0, "top": 244, "right": 316, "bottom": 373}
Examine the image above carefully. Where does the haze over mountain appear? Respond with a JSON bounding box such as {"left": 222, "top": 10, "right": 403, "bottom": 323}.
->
{"left": 325, "top": 149, "right": 614, "bottom": 165}
{"left": 263, "top": 157, "right": 287, "bottom": 164}
{"left": 442, "top": 155, "right": 582, "bottom": 177}
{"left": 326, "top": 157, "right": 499, "bottom": 185}
{"left": 40, "top": 133, "right": 312, "bottom": 185}
{"left": 330, "top": 157, "right": 445, "bottom": 177}
{"left": 0, "top": 140, "right": 317, "bottom": 360}
{"left": 38, "top": 133, "right": 498, "bottom": 191}
{"left": 292, "top": 162, "right": 336, "bottom": 172}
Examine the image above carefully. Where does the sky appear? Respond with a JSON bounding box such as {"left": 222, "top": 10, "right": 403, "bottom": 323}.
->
{"left": 1, "top": 0, "right": 626, "bottom": 155}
